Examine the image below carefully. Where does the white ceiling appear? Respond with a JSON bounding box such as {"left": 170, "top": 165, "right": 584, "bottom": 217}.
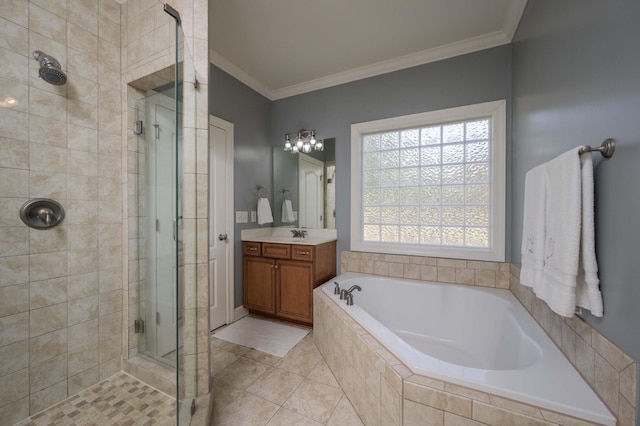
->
{"left": 210, "top": 0, "right": 528, "bottom": 100}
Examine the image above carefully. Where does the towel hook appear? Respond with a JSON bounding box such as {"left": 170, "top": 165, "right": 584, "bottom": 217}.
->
{"left": 579, "top": 139, "right": 615, "bottom": 158}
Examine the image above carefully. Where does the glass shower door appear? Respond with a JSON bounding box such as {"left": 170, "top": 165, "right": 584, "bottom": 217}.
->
{"left": 131, "top": 4, "right": 188, "bottom": 423}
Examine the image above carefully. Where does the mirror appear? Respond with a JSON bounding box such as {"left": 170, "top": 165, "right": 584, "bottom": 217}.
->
{"left": 273, "top": 138, "right": 336, "bottom": 228}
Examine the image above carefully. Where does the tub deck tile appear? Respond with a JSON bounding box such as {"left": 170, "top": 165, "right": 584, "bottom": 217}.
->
{"left": 405, "top": 381, "right": 472, "bottom": 418}
{"left": 471, "top": 401, "right": 554, "bottom": 426}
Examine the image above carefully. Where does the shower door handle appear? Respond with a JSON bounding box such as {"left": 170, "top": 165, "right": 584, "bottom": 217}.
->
{"left": 218, "top": 233, "right": 228, "bottom": 241}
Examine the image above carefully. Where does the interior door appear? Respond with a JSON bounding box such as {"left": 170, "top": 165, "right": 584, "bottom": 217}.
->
{"left": 209, "top": 116, "right": 234, "bottom": 330}
{"left": 298, "top": 154, "right": 324, "bottom": 228}
{"left": 146, "top": 92, "right": 178, "bottom": 357}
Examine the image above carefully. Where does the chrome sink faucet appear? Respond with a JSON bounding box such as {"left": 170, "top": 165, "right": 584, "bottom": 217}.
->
{"left": 290, "top": 229, "right": 307, "bottom": 238}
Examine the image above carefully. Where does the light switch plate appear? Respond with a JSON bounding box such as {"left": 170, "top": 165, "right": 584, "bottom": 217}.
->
{"left": 236, "top": 211, "right": 248, "bottom": 223}
{"left": 250, "top": 211, "right": 256, "bottom": 222}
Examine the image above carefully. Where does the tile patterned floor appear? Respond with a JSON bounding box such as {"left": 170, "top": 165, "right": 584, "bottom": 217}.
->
{"left": 15, "top": 372, "right": 175, "bottom": 426}
{"left": 210, "top": 332, "right": 364, "bottom": 426}
{"left": 13, "top": 332, "right": 361, "bottom": 426}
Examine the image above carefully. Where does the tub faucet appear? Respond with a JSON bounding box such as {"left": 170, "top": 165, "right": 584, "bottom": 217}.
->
{"left": 334, "top": 281, "right": 341, "bottom": 295}
{"left": 345, "top": 285, "right": 362, "bottom": 306}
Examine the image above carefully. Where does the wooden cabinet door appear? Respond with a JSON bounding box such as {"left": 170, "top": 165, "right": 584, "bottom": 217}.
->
{"left": 276, "top": 260, "right": 313, "bottom": 323}
{"left": 243, "top": 256, "right": 275, "bottom": 314}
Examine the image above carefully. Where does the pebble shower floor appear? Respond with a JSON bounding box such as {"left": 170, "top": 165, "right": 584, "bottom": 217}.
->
{"left": 14, "top": 372, "right": 175, "bottom": 426}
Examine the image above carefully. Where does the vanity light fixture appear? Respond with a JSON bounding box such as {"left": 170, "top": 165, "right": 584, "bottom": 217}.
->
{"left": 283, "top": 129, "right": 323, "bottom": 154}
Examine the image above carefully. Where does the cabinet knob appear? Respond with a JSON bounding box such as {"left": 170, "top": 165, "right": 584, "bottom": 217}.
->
{"left": 274, "top": 264, "right": 279, "bottom": 269}
{"left": 248, "top": 247, "right": 257, "bottom": 251}
{"left": 296, "top": 250, "right": 309, "bottom": 255}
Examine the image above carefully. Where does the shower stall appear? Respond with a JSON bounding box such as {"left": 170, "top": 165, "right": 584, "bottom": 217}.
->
{"left": 0, "top": 1, "right": 205, "bottom": 424}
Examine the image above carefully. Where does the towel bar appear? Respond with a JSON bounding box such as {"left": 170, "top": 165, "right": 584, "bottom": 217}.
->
{"left": 256, "top": 185, "right": 268, "bottom": 198}
{"left": 579, "top": 139, "right": 615, "bottom": 158}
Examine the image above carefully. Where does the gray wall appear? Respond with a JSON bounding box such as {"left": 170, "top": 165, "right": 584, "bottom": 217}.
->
{"left": 270, "top": 45, "right": 513, "bottom": 263}
{"left": 210, "top": 65, "right": 272, "bottom": 307}
{"left": 511, "top": 0, "right": 640, "bottom": 418}
{"left": 211, "top": 47, "right": 512, "bottom": 309}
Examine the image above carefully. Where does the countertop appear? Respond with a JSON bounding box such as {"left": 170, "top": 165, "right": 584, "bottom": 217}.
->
{"left": 241, "top": 228, "right": 337, "bottom": 246}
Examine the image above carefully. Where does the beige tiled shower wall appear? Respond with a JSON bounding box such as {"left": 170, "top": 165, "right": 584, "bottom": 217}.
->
{"left": 340, "top": 251, "right": 638, "bottom": 425}
{"left": 0, "top": 1, "right": 124, "bottom": 424}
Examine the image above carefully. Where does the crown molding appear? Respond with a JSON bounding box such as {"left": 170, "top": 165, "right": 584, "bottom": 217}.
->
{"left": 211, "top": 30, "right": 512, "bottom": 101}
{"left": 270, "top": 31, "right": 510, "bottom": 100}
{"left": 210, "top": 50, "right": 273, "bottom": 100}
{"left": 503, "top": 0, "right": 529, "bottom": 41}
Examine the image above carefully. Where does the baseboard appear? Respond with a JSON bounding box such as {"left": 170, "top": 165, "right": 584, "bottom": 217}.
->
{"left": 234, "top": 306, "right": 249, "bottom": 321}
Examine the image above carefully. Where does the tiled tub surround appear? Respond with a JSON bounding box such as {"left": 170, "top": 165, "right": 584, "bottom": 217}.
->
{"left": 322, "top": 251, "right": 638, "bottom": 425}
{"left": 320, "top": 273, "right": 614, "bottom": 424}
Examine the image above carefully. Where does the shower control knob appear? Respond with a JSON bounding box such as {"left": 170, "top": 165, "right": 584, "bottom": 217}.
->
{"left": 19, "top": 198, "right": 65, "bottom": 230}
{"left": 218, "top": 233, "right": 228, "bottom": 241}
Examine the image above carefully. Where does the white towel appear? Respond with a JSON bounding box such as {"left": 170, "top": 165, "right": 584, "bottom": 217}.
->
{"left": 537, "top": 148, "right": 583, "bottom": 317}
{"left": 257, "top": 197, "right": 273, "bottom": 225}
{"left": 575, "top": 152, "right": 603, "bottom": 316}
{"left": 522, "top": 147, "right": 603, "bottom": 317}
{"left": 520, "top": 164, "right": 546, "bottom": 291}
{"left": 282, "top": 199, "right": 295, "bottom": 223}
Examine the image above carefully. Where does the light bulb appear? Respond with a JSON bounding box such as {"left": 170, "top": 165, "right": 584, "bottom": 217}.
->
{"left": 315, "top": 140, "right": 323, "bottom": 150}
{"left": 310, "top": 131, "right": 316, "bottom": 145}
{"left": 292, "top": 145, "right": 299, "bottom": 153}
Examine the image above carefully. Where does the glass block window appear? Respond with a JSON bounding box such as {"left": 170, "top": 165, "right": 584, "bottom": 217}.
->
{"left": 351, "top": 101, "right": 506, "bottom": 261}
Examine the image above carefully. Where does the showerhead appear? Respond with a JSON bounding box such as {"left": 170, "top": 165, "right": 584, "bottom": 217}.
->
{"left": 33, "top": 50, "right": 67, "bottom": 85}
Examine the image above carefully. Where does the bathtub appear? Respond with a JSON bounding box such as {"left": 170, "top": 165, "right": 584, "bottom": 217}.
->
{"left": 319, "top": 272, "right": 615, "bottom": 425}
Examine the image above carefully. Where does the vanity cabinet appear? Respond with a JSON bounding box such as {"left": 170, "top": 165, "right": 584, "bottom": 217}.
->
{"left": 242, "top": 240, "right": 336, "bottom": 325}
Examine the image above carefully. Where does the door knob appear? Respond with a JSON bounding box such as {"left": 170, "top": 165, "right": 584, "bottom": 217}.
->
{"left": 218, "top": 233, "right": 228, "bottom": 241}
